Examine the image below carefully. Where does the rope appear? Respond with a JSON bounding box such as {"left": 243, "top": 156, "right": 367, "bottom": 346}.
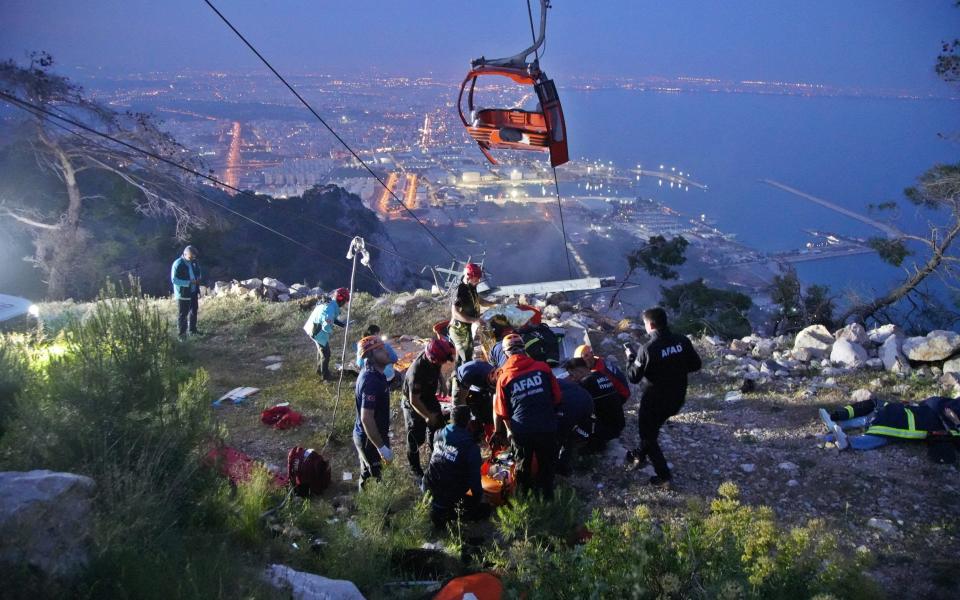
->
{"left": 320, "top": 239, "right": 361, "bottom": 454}
{"left": 552, "top": 166, "right": 575, "bottom": 279}
{"left": 202, "top": 0, "right": 460, "bottom": 262}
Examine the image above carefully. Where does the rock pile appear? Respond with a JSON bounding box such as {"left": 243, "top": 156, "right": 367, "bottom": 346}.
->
{"left": 701, "top": 322, "right": 960, "bottom": 387}
{"left": 207, "top": 277, "right": 324, "bottom": 302}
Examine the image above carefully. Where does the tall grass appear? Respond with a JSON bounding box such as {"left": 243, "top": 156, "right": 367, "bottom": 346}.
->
{"left": 0, "top": 282, "right": 271, "bottom": 598}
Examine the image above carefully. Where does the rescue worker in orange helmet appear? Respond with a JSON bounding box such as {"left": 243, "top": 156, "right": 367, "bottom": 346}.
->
{"left": 353, "top": 335, "right": 394, "bottom": 488}
{"left": 574, "top": 344, "right": 630, "bottom": 403}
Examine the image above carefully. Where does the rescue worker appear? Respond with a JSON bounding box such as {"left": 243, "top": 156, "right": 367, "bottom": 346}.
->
{"left": 356, "top": 324, "right": 399, "bottom": 383}
{"left": 353, "top": 336, "right": 394, "bottom": 488}
{"left": 403, "top": 338, "right": 457, "bottom": 483}
{"left": 454, "top": 359, "right": 498, "bottom": 432}
{"left": 304, "top": 288, "right": 350, "bottom": 380}
{"left": 565, "top": 357, "right": 625, "bottom": 453}
{"left": 574, "top": 344, "right": 631, "bottom": 403}
{"left": 494, "top": 333, "right": 561, "bottom": 499}
{"left": 422, "top": 405, "right": 490, "bottom": 529}
{"left": 556, "top": 377, "right": 594, "bottom": 475}
{"left": 171, "top": 245, "right": 202, "bottom": 339}
{"left": 449, "top": 263, "right": 494, "bottom": 368}
{"left": 819, "top": 395, "right": 960, "bottom": 459}
{"left": 625, "top": 307, "right": 702, "bottom": 487}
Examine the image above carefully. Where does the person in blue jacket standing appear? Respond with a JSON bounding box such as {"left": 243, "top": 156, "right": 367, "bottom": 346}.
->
{"left": 171, "top": 245, "right": 202, "bottom": 339}
{"left": 304, "top": 287, "right": 350, "bottom": 380}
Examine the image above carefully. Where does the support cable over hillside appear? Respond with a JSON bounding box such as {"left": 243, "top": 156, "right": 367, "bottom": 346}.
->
{"left": 201, "top": 0, "right": 460, "bottom": 262}
{"left": 523, "top": 1, "right": 572, "bottom": 279}
{"left": 0, "top": 89, "right": 400, "bottom": 288}
{"left": 552, "top": 166, "right": 575, "bottom": 279}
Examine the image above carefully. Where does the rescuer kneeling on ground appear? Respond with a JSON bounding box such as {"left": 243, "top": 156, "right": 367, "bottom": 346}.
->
{"left": 555, "top": 376, "right": 594, "bottom": 476}
{"left": 422, "top": 405, "right": 491, "bottom": 529}
{"left": 626, "top": 307, "right": 702, "bottom": 488}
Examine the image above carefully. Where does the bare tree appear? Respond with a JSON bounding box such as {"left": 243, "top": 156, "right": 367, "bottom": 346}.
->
{"left": 839, "top": 12, "right": 960, "bottom": 326}
{"left": 0, "top": 53, "right": 208, "bottom": 299}
{"left": 608, "top": 234, "right": 689, "bottom": 309}
{"left": 841, "top": 165, "right": 960, "bottom": 324}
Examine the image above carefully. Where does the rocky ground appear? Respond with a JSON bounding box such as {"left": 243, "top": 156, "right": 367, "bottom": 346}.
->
{"left": 183, "top": 289, "right": 960, "bottom": 598}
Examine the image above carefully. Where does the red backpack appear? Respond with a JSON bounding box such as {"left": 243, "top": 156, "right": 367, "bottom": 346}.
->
{"left": 287, "top": 447, "right": 331, "bottom": 497}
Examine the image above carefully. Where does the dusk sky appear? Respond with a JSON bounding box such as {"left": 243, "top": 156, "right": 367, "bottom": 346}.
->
{"left": 1, "top": 1, "right": 958, "bottom": 92}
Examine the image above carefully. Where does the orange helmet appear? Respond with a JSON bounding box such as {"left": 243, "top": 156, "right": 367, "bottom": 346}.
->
{"left": 358, "top": 335, "right": 384, "bottom": 358}
{"left": 503, "top": 333, "right": 526, "bottom": 356}
{"left": 574, "top": 344, "right": 593, "bottom": 358}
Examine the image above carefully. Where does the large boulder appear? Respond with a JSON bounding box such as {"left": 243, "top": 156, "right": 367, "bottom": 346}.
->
{"left": 902, "top": 330, "right": 960, "bottom": 362}
{"left": 880, "top": 335, "right": 911, "bottom": 374}
{"left": 0, "top": 470, "right": 96, "bottom": 577}
{"left": 262, "top": 277, "right": 289, "bottom": 293}
{"left": 943, "top": 355, "right": 960, "bottom": 375}
{"left": 830, "top": 339, "right": 868, "bottom": 368}
{"left": 213, "top": 280, "right": 232, "bottom": 295}
{"left": 793, "top": 325, "right": 834, "bottom": 358}
{"left": 834, "top": 323, "right": 868, "bottom": 346}
{"left": 239, "top": 278, "right": 263, "bottom": 291}
{"left": 264, "top": 564, "right": 365, "bottom": 600}
{"left": 867, "top": 324, "right": 902, "bottom": 345}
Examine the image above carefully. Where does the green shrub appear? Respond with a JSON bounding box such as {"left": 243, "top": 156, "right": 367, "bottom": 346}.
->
{"left": 0, "top": 335, "right": 29, "bottom": 438}
{"left": 0, "top": 282, "right": 269, "bottom": 597}
{"left": 494, "top": 486, "right": 584, "bottom": 544}
{"left": 487, "top": 483, "right": 880, "bottom": 600}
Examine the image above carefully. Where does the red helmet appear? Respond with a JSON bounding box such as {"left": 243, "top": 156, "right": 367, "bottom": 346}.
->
{"left": 332, "top": 287, "right": 350, "bottom": 303}
{"left": 425, "top": 338, "right": 456, "bottom": 364}
{"left": 464, "top": 263, "right": 482, "bottom": 280}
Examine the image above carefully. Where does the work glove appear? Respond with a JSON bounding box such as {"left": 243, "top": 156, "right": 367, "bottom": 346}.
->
{"left": 378, "top": 445, "right": 394, "bottom": 463}
{"left": 623, "top": 342, "right": 637, "bottom": 363}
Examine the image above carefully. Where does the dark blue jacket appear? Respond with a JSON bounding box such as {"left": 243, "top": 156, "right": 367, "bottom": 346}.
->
{"left": 557, "top": 379, "right": 594, "bottom": 441}
{"left": 457, "top": 360, "right": 496, "bottom": 392}
{"left": 354, "top": 365, "right": 390, "bottom": 441}
{"left": 494, "top": 354, "right": 560, "bottom": 435}
{"left": 581, "top": 371, "right": 625, "bottom": 440}
{"left": 423, "top": 424, "right": 482, "bottom": 501}
{"left": 489, "top": 342, "right": 508, "bottom": 367}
